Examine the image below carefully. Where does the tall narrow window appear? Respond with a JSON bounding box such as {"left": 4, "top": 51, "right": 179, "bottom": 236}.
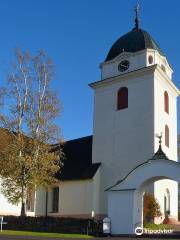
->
{"left": 164, "top": 91, "right": 169, "bottom": 114}
{"left": 26, "top": 189, "right": 35, "bottom": 212}
{"left": 117, "top": 87, "right": 128, "bottom": 110}
{"left": 165, "top": 125, "right": 169, "bottom": 147}
{"left": 52, "top": 187, "right": 59, "bottom": 212}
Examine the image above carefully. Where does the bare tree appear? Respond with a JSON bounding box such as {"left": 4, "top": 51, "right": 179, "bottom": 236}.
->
{"left": 0, "top": 49, "right": 63, "bottom": 216}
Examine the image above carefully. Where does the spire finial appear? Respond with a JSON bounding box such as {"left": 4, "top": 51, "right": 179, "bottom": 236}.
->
{"left": 134, "top": 1, "right": 140, "bottom": 29}
{"left": 150, "top": 132, "right": 169, "bottom": 160}
{"left": 156, "top": 132, "right": 162, "bottom": 147}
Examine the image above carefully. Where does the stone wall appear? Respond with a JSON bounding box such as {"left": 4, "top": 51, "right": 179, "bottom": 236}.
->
{"left": 3, "top": 216, "right": 102, "bottom": 235}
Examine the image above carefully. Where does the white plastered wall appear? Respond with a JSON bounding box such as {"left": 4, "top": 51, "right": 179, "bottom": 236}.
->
{"left": 101, "top": 50, "right": 147, "bottom": 80}
{"left": 153, "top": 67, "right": 179, "bottom": 220}
{"left": 92, "top": 67, "right": 155, "bottom": 214}
{"left": 92, "top": 61, "right": 179, "bottom": 217}
{"left": 55, "top": 179, "right": 93, "bottom": 217}
{"left": 35, "top": 173, "right": 101, "bottom": 218}
{"left": 108, "top": 190, "right": 135, "bottom": 234}
{"left": 101, "top": 49, "right": 172, "bottom": 81}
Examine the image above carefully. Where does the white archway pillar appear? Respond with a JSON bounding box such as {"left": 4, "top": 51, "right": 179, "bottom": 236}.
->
{"left": 108, "top": 189, "right": 135, "bottom": 234}
{"left": 108, "top": 189, "right": 143, "bottom": 235}
{"left": 133, "top": 189, "right": 143, "bottom": 230}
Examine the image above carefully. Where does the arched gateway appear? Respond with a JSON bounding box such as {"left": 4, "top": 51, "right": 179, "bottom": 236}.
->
{"left": 107, "top": 151, "right": 180, "bottom": 235}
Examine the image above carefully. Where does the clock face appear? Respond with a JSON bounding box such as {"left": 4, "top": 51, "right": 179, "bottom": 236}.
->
{"left": 118, "top": 60, "right": 130, "bottom": 72}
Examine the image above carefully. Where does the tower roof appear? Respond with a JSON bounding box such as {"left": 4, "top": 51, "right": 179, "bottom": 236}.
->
{"left": 105, "top": 4, "right": 164, "bottom": 62}
{"left": 105, "top": 28, "right": 165, "bottom": 62}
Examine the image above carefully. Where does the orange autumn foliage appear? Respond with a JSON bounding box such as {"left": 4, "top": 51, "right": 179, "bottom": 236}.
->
{"left": 143, "top": 193, "right": 161, "bottom": 223}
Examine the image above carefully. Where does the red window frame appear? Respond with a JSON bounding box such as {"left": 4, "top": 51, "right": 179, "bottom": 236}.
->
{"left": 164, "top": 91, "right": 169, "bottom": 114}
{"left": 165, "top": 125, "right": 169, "bottom": 147}
{"left": 117, "top": 87, "right": 128, "bottom": 110}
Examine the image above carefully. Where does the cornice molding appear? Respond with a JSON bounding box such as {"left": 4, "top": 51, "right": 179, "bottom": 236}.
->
{"left": 89, "top": 65, "right": 157, "bottom": 89}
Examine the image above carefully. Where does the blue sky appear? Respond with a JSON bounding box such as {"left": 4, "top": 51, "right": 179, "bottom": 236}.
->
{"left": 0, "top": 0, "right": 179, "bottom": 140}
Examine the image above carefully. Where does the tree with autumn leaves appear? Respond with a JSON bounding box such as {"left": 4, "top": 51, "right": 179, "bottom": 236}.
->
{"left": 0, "top": 49, "right": 64, "bottom": 216}
{"left": 143, "top": 193, "right": 162, "bottom": 223}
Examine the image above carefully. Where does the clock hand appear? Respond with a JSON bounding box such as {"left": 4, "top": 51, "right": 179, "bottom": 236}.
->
{"left": 121, "top": 64, "right": 128, "bottom": 68}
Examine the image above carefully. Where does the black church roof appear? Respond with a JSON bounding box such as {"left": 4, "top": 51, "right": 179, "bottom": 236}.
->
{"left": 54, "top": 136, "right": 100, "bottom": 181}
{"left": 105, "top": 28, "right": 164, "bottom": 62}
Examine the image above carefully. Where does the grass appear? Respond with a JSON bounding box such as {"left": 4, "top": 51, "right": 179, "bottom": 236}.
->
{"left": 144, "top": 223, "right": 174, "bottom": 230}
{"left": 0, "top": 230, "right": 93, "bottom": 238}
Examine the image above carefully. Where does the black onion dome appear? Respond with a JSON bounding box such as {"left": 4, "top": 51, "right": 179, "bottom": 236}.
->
{"left": 105, "top": 28, "right": 164, "bottom": 62}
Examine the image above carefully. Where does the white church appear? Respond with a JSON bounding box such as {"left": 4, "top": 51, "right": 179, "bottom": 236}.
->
{"left": 0, "top": 4, "right": 180, "bottom": 235}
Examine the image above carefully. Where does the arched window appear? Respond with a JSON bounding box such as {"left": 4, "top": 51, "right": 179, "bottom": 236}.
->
{"left": 117, "top": 87, "right": 128, "bottom": 110}
{"left": 52, "top": 187, "right": 59, "bottom": 212}
{"left": 148, "top": 55, "right": 153, "bottom": 64}
{"left": 164, "top": 91, "right": 169, "bottom": 114}
{"left": 165, "top": 125, "right": 169, "bottom": 147}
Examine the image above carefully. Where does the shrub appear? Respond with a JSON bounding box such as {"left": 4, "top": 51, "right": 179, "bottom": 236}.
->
{"left": 143, "top": 193, "right": 162, "bottom": 223}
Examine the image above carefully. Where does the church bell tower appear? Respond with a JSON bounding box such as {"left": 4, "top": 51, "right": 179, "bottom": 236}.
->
{"left": 90, "top": 4, "right": 179, "bottom": 219}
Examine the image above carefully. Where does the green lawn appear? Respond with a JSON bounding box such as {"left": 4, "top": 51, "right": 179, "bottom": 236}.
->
{"left": 0, "top": 230, "right": 93, "bottom": 238}
{"left": 144, "top": 223, "right": 174, "bottom": 230}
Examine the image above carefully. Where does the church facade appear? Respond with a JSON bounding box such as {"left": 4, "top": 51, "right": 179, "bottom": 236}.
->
{"left": 0, "top": 6, "right": 180, "bottom": 230}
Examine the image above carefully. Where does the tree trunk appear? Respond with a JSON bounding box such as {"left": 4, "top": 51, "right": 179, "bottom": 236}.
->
{"left": 21, "top": 201, "right": 26, "bottom": 217}
{"left": 21, "top": 184, "right": 26, "bottom": 217}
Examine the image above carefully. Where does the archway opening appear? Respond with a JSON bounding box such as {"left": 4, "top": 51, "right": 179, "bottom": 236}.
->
{"left": 138, "top": 177, "right": 178, "bottom": 228}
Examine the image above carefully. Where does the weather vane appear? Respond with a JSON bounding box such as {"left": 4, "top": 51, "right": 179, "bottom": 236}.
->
{"left": 156, "top": 132, "right": 162, "bottom": 146}
{"left": 134, "top": 1, "right": 140, "bottom": 29}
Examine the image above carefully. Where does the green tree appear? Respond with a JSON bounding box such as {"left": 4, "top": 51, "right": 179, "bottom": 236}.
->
{"left": 0, "top": 49, "right": 64, "bottom": 216}
{"left": 143, "top": 193, "right": 162, "bottom": 223}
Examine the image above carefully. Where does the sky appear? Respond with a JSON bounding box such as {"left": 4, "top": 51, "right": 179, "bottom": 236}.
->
{"left": 0, "top": 0, "right": 179, "bottom": 140}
